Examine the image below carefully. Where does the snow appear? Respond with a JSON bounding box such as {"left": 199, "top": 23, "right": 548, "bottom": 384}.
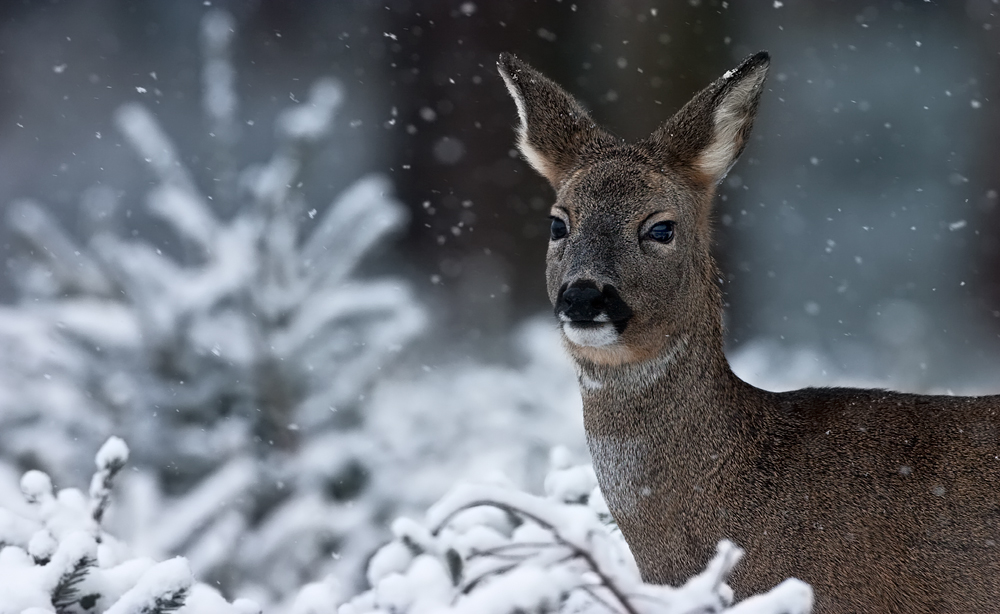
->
{"left": 20, "top": 471, "right": 54, "bottom": 505}
{"left": 0, "top": 546, "right": 51, "bottom": 613}
{"left": 432, "top": 136, "right": 466, "bottom": 164}
{"left": 277, "top": 79, "right": 344, "bottom": 141}
{"left": 104, "top": 558, "right": 192, "bottom": 614}
{"left": 27, "top": 531, "right": 57, "bottom": 562}
{"left": 233, "top": 597, "right": 264, "bottom": 614}
{"left": 287, "top": 577, "right": 341, "bottom": 614}
{"left": 428, "top": 484, "right": 596, "bottom": 545}
{"left": 366, "top": 541, "right": 414, "bottom": 587}
{"left": 727, "top": 579, "right": 813, "bottom": 614}
{"left": 145, "top": 183, "right": 219, "bottom": 248}
{"left": 115, "top": 103, "right": 192, "bottom": 188}
{"left": 95, "top": 437, "right": 129, "bottom": 471}
{"left": 544, "top": 460, "right": 597, "bottom": 503}
{"left": 6, "top": 200, "right": 114, "bottom": 297}
{"left": 451, "top": 565, "right": 576, "bottom": 614}
{"left": 133, "top": 457, "right": 256, "bottom": 556}
{"left": 0, "top": 508, "right": 40, "bottom": 549}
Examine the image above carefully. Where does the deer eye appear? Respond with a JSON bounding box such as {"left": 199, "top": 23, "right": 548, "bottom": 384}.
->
{"left": 647, "top": 221, "right": 675, "bottom": 243}
{"left": 550, "top": 217, "right": 568, "bottom": 240}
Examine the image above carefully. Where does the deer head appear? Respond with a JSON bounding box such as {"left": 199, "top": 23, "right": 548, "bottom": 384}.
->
{"left": 498, "top": 52, "right": 769, "bottom": 366}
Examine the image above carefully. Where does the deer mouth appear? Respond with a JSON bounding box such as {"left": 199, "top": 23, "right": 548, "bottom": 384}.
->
{"left": 561, "top": 320, "right": 622, "bottom": 347}
{"left": 555, "top": 282, "right": 633, "bottom": 347}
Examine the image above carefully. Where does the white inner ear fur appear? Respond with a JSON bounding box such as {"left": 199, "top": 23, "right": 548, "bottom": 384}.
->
{"left": 499, "top": 68, "right": 556, "bottom": 183}
{"left": 696, "top": 67, "right": 767, "bottom": 185}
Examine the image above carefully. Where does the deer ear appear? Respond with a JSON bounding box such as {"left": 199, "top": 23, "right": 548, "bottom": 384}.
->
{"left": 498, "top": 53, "right": 617, "bottom": 188}
{"left": 647, "top": 51, "right": 770, "bottom": 187}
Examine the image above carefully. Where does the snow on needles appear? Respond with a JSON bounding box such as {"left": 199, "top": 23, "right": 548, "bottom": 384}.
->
{"left": 0, "top": 438, "right": 256, "bottom": 614}
{"left": 0, "top": 438, "right": 811, "bottom": 614}
{"left": 94, "top": 437, "right": 130, "bottom": 472}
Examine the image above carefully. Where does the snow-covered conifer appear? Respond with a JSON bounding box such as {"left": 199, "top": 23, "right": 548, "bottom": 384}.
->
{"left": 1, "top": 8, "right": 424, "bottom": 604}
{"left": 0, "top": 438, "right": 257, "bottom": 614}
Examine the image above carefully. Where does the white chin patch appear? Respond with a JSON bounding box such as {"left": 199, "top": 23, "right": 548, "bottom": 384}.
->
{"left": 562, "top": 322, "right": 620, "bottom": 347}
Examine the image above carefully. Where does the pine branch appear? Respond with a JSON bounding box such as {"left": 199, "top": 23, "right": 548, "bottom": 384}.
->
{"left": 52, "top": 554, "right": 96, "bottom": 614}
{"left": 145, "top": 587, "right": 189, "bottom": 614}
{"left": 104, "top": 558, "right": 193, "bottom": 614}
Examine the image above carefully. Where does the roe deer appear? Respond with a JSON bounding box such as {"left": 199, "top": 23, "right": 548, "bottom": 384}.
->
{"left": 498, "top": 51, "right": 1000, "bottom": 613}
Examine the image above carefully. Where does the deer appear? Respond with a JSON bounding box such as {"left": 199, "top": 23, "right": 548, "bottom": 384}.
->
{"left": 497, "top": 50, "right": 1000, "bottom": 613}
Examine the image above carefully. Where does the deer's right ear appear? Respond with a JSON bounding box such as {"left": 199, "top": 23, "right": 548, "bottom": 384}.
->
{"left": 498, "top": 53, "right": 615, "bottom": 188}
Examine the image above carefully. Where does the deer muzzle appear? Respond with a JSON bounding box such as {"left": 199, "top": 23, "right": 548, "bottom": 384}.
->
{"left": 555, "top": 280, "right": 633, "bottom": 347}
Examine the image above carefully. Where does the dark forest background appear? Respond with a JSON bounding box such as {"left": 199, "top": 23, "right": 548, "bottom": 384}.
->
{"left": 1, "top": 0, "right": 999, "bottom": 387}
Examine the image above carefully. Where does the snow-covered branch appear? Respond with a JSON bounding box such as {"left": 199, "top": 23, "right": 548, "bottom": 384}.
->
{"left": 0, "top": 437, "right": 811, "bottom": 614}
{"left": 0, "top": 438, "right": 257, "bottom": 614}
{"left": 340, "top": 449, "right": 813, "bottom": 614}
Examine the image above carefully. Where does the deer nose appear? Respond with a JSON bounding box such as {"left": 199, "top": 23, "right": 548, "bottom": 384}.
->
{"left": 557, "top": 281, "right": 607, "bottom": 322}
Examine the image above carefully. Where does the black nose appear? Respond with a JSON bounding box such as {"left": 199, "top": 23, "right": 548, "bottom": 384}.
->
{"left": 555, "top": 280, "right": 634, "bottom": 330}
{"left": 559, "top": 283, "right": 605, "bottom": 321}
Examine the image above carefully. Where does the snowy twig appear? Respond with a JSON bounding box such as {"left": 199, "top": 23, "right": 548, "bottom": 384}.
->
{"left": 89, "top": 436, "right": 129, "bottom": 525}
{"left": 431, "top": 496, "right": 641, "bottom": 614}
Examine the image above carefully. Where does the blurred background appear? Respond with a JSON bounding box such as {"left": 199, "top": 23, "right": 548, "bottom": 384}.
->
{"left": 0, "top": 0, "right": 999, "bottom": 607}
{"left": 2, "top": 0, "right": 999, "bottom": 380}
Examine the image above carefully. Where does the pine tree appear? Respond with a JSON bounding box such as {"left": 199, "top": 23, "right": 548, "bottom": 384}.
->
{"left": 1, "top": 9, "right": 424, "bottom": 603}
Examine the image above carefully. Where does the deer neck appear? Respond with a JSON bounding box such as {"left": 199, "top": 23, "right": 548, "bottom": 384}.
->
{"left": 574, "top": 305, "right": 765, "bottom": 502}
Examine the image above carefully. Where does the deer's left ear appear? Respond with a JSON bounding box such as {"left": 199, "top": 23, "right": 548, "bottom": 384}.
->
{"left": 646, "top": 51, "right": 770, "bottom": 187}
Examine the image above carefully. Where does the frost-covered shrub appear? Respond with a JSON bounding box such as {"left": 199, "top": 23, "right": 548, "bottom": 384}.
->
{"left": 0, "top": 437, "right": 258, "bottom": 614}
{"left": 340, "top": 448, "right": 813, "bottom": 614}
{"left": 0, "top": 440, "right": 812, "bottom": 614}
{"left": 1, "top": 9, "right": 424, "bottom": 604}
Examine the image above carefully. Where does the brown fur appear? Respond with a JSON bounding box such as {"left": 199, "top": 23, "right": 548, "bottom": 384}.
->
{"left": 498, "top": 51, "right": 1000, "bottom": 613}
